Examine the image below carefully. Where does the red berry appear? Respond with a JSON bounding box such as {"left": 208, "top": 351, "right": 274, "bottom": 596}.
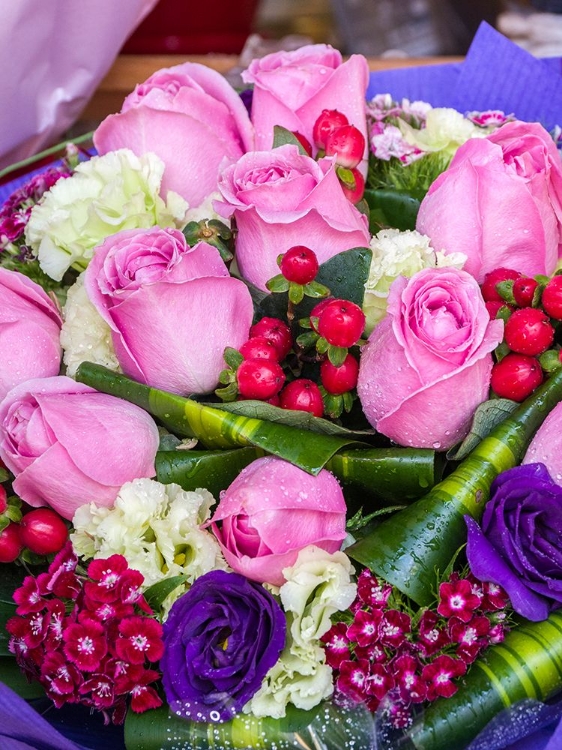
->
{"left": 481, "top": 268, "right": 521, "bottom": 303}
{"left": 504, "top": 307, "right": 554, "bottom": 356}
{"left": 292, "top": 131, "right": 313, "bottom": 157}
{"left": 317, "top": 299, "right": 366, "bottom": 347}
{"left": 309, "top": 299, "right": 334, "bottom": 332}
{"left": 313, "top": 109, "right": 349, "bottom": 150}
{"left": 279, "top": 246, "right": 319, "bottom": 285}
{"left": 325, "top": 125, "right": 365, "bottom": 169}
{"left": 0, "top": 523, "right": 22, "bottom": 563}
{"left": 240, "top": 336, "right": 279, "bottom": 361}
{"left": 340, "top": 168, "right": 365, "bottom": 204}
{"left": 19, "top": 508, "right": 68, "bottom": 556}
{"left": 485, "top": 300, "right": 512, "bottom": 319}
{"left": 512, "top": 276, "right": 539, "bottom": 308}
{"left": 321, "top": 353, "right": 359, "bottom": 394}
{"left": 237, "top": 359, "right": 285, "bottom": 400}
{"left": 490, "top": 353, "right": 543, "bottom": 401}
{"left": 279, "top": 379, "right": 324, "bottom": 417}
{"left": 250, "top": 317, "right": 292, "bottom": 360}
{"left": 0, "top": 485, "right": 7, "bottom": 514}
{"left": 541, "top": 275, "right": 562, "bottom": 319}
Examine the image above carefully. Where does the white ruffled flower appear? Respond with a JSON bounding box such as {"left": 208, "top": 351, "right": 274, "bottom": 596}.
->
{"left": 363, "top": 228, "right": 467, "bottom": 333}
{"left": 25, "top": 149, "right": 188, "bottom": 281}
{"left": 185, "top": 191, "right": 228, "bottom": 225}
{"left": 399, "top": 107, "right": 489, "bottom": 156}
{"left": 70, "top": 478, "right": 226, "bottom": 610}
{"left": 245, "top": 547, "right": 356, "bottom": 719}
{"left": 60, "top": 273, "right": 120, "bottom": 377}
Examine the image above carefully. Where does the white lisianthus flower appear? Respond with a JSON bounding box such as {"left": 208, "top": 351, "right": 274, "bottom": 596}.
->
{"left": 25, "top": 149, "right": 189, "bottom": 281}
{"left": 363, "top": 228, "right": 467, "bottom": 333}
{"left": 398, "top": 108, "right": 489, "bottom": 157}
{"left": 245, "top": 547, "right": 356, "bottom": 719}
{"left": 60, "top": 272, "right": 120, "bottom": 377}
{"left": 71, "top": 478, "right": 226, "bottom": 609}
{"left": 280, "top": 546, "right": 357, "bottom": 647}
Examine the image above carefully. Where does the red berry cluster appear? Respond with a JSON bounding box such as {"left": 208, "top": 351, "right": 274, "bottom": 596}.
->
{"left": 7, "top": 544, "right": 163, "bottom": 724}
{"left": 482, "top": 268, "right": 562, "bottom": 401}
{"left": 322, "top": 569, "right": 509, "bottom": 728}
{"left": 292, "top": 110, "right": 366, "bottom": 203}
{"left": 220, "top": 247, "right": 365, "bottom": 419}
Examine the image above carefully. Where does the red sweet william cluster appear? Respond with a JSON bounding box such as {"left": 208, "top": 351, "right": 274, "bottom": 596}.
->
{"left": 482, "top": 268, "right": 562, "bottom": 401}
{"left": 6, "top": 544, "right": 163, "bottom": 724}
{"left": 322, "top": 569, "right": 510, "bottom": 728}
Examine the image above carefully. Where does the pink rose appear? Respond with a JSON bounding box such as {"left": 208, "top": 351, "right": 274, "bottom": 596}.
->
{"left": 417, "top": 121, "right": 562, "bottom": 282}
{"left": 214, "top": 144, "right": 370, "bottom": 291}
{"left": 243, "top": 44, "right": 369, "bottom": 172}
{"left": 94, "top": 62, "right": 254, "bottom": 207}
{"left": 85, "top": 227, "right": 253, "bottom": 396}
{"left": 0, "top": 376, "right": 159, "bottom": 519}
{"left": 523, "top": 403, "right": 562, "bottom": 484}
{"left": 0, "top": 268, "right": 62, "bottom": 402}
{"left": 210, "top": 456, "right": 347, "bottom": 586}
{"left": 357, "top": 268, "right": 504, "bottom": 450}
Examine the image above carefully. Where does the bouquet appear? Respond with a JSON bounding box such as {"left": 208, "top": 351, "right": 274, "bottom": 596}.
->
{"left": 2, "top": 21, "right": 562, "bottom": 750}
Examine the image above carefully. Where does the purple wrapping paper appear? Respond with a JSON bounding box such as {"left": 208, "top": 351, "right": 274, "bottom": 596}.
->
{"left": 368, "top": 23, "right": 562, "bottom": 132}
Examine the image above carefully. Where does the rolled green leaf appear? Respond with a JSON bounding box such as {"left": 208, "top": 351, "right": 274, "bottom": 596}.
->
{"left": 403, "top": 610, "right": 562, "bottom": 750}
{"left": 156, "top": 447, "right": 262, "bottom": 496}
{"left": 326, "top": 447, "right": 440, "bottom": 506}
{"left": 75, "top": 363, "right": 365, "bottom": 475}
{"left": 347, "top": 369, "right": 562, "bottom": 605}
{"left": 364, "top": 188, "right": 420, "bottom": 232}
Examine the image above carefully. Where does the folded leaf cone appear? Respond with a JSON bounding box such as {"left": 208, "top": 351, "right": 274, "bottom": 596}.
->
{"left": 347, "top": 369, "right": 562, "bottom": 605}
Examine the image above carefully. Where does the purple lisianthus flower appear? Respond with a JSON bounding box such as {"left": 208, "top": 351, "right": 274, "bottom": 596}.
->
{"left": 161, "top": 569, "right": 286, "bottom": 723}
{"left": 466, "top": 463, "right": 562, "bottom": 622}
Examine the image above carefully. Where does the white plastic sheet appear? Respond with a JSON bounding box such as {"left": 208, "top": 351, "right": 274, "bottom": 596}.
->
{"left": 0, "top": 0, "right": 159, "bottom": 168}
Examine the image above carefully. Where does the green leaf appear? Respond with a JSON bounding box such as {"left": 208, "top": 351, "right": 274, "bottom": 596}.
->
{"left": 0, "top": 467, "right": 8, "bottom": 482}
{"left": 265, "top": 275, "right": 289, "bottom": 294}
{"left": 288, "top": 282, "right": 304, "bottom": 305}
{"left": 347, "top": 369, "right": 562, "bottom": 605}
{"left": 406, "top": 610, "right": 562, "bottom": 750}
{"left": 364, "top": 188, "right": 421, "bottom": 232}
{"left": 272, "top": 125, "right": 308, "bottom": 154}
{"left": 0, "top": 660, "right": 45, "bottom": 700}
{"left": 156, "top": 447, "right": 262, "bottom": 496}
{"left": 223, "top": 347, "right": 243, "bottom": 370}
{"left": 202, "top": 399, "right": 375, "bottom": 437}
{"left": 303, "top": 280, "right": 330, "bottom": 299}
{"left": 143, "top": 576, "right": 187, "bottom": 611}
{"left": 75, "top": 363, "right": 367, "bottom": 475}
{"left": 327, "top": 345, "right": 347, "bottom": 367}
{"left": 446, "top": 398, "right": 519, "bottom": 461}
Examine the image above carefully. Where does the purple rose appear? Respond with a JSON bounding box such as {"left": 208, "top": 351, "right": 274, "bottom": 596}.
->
{"left": 466, "top": 463, "right": 562, "bottom": 622}
{"left": 161, "top": 569, "right": 286, "bottom": 723}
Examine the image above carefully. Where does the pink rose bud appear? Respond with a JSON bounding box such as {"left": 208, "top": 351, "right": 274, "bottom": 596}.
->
{"left": 0, "top": 376, "right": 159, "bottom": 520}
{"left": 210, "top": 456, "right": 347, "bottom": 586}
{"left": 243, "top": 44, "right": 369, "bottom": 174}
{"left": 94, "top": 62, "right": 254, "bottom": 207}
{"left": 85, "top": 227, "right": 253, "bottom": 396}
{"left": 357, "top": 267, "right": 504, "bottom": 450}
{"left": 417, "top": 121, "right": 562, "bottom": 282}
{"left": 214, "top": 145, "right": 370, "bottom": 291}
{"left": 0, "top": 268, "right": 62, "bottom": 403}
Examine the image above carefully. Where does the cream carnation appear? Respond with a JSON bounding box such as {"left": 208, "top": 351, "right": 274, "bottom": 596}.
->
{"left": 363, "top": 228, "right": 466, "bottom": 333}
{"left": 71, "top": 478, "right": 225, "bottom": 607}
{"left": 245, "top": 547, "right": 356, "bottom": 719}
{"left": 25, "top": 149, "right": 188, "bottom": 281}
{"left": 60, "top": 273, "right": 120, "bottom": 377}
{"left": 399, "top": 107, "right": 489, "bottom": 156}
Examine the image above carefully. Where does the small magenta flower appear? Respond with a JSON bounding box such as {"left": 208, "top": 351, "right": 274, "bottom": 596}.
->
{"left": 346, "top": 609, "right": 382, "bottom": 647}
{"left": 392, "top": 654, "right": 427, "bottom": 704}
{"left": 357, "top": 569, "right": 393, "bottom": 608}
{"left": 321, "top": 622, "right": 351, "bottom": 669}
{"left": 366, "top": 663, "right": 395, "bottom": 700}
{"left": 449, "top": 615, "right": 491, "bottom": 664}
{"left": 417, "top": 610, "right": 449, "bottom": 657}
{"left": 421, "top": 654, "right": 466, "bottom": 700}
{"left": 41, "top": 652, "right": 83, "bottom": 707}
{"left": 378, "top": 610, "right": 411, "bottom": 648}
{"left": 115, "top": 616, "right": 164, "bottom": 665}
{"left": 13, "top": 576, "right": 46, "bottom": 615}
{"left": 437, "top": 578, "right": 481, "bottom": 623}
{"left": 63, "top": 620, "right": 108, "bottom": 672}
{"left": 336, "top": 658, "right": 371, "bottom": 703}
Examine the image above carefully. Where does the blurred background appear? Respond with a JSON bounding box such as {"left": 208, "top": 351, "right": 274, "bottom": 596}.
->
{"left": 119, "top": 0, "right": 562, "bottom": 59}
